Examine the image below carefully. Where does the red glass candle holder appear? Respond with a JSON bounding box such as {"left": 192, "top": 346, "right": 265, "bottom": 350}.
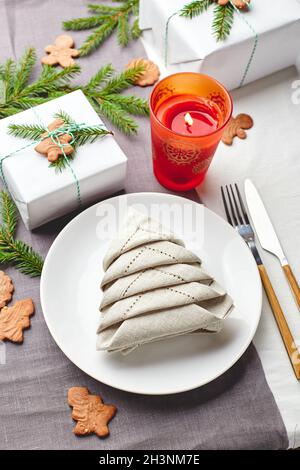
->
{"left": 150, "top": 73, "right": 233, "bottom": 191}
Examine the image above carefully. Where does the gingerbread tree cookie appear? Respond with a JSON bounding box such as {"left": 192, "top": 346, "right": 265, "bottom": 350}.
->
{"left": 42, "top": 35, "right": 80, "bottom": 68}
{"left": 0, "top": 271, "right": 14, "bottom": 309}
{"left": 68, "top": 387, "right": 117, "bottom": 438}
{"left": 0, "top": 298, "right": 35, "bottom": 343}
{"left": 126, "top": 58, "right": 160, "bottom": 87}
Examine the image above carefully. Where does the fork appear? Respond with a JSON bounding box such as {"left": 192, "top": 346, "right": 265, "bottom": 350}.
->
{"left": 221, "top": 183, "right": 300, "bottom": 380}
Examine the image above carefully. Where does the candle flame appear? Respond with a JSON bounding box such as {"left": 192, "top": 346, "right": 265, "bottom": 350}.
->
{"left": 184, "top": 112, "right": 193, "bottom": 127}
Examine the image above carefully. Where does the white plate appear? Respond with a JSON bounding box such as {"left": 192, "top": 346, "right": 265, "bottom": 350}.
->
{"left": 40, "top": 193, "right": 262, "bottom": 395}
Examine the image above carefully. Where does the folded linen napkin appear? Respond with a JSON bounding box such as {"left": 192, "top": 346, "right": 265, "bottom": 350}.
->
{"left": 97, "top": 209, "right": 233, "bottom": 354}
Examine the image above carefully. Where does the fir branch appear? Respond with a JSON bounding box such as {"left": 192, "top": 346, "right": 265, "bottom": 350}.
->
{"left": 212, "top": 3, "right": 234, "bottom": 41}
{"left": 85, "top": 63, "right": 114, "bottom": 91}
{"left": 117, "top": 12, "right": 130, "bottom": 46}
{"left": 8, "top": 123, "right": 46, "bottom": 140}
{"left": 131, "top": 18, "right": 142, "bottom": 40}
{"left": 13, "top": 48, "right": 36, "bottom": 94}
{"left": 105, "top": 94, "right": 149, "bottom": 116}
{"left": 0, "top": 50, "right": 149, "bottom": 135}
{"left": 180, "top": 0, "right": 213, "bottom": 18}
{"left": 0, "top": 191, "right": 18, "bottom": 238}
{"left": 63, "top": 0, "right": 141, "bottom": 56}
{"left": 83, "top": 64, "right": 149, "bottom": 134}
{"left": 97, "top": 99, "right": 138, "bottom": 135}
{"left": 74, "top": 126, "right": 113, "bottom": 146}
{"left": 181, "top": 1, "right": 236, "bottom": 42}
{"left": 80, "top": 19, "right": 118, "bottom": 56}
{"left": 0, "top": 192, "right": 44, "bottom": 277}
{"left": 53, "top": 110, "right": 76, "bottom": 126}
{"left": 100, "top": 64, "right": 145, "bottom": 95}
{"left": 63, "top": 16, "right": 106, "bottom": 31}
{"left": 87, "top": 4, "right": 121, "bottom": 14}
{"left": 0, "top": 236, "right": 44, "bottom": 277}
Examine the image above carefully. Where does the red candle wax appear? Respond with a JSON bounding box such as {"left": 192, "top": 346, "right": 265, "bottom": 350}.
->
{"left": 156, "top": 95, "right": 221, "bottom": 137}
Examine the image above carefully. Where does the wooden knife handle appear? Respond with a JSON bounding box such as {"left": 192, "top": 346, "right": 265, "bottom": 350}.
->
{"left": 258, "top": 264, "right": 300, "bottom": 380}
{"left": 282, "top": 264, "right": 300, "bottom": 310}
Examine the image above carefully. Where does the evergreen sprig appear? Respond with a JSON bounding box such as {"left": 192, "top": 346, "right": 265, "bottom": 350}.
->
{"left": 0, "top": 48, "right": 149, "bottom": 135}
{"left": 8, "top": 110, "right": 113, "bottom": 171}
{"left": 83, "top": 63, "right": 149, "bottom": 135}
{"left": 180, "top": 0, "right": 212, "bottom": 19}
{"left": 180, "top": 0, "right": 236, "bottom": 42}
{"left": 212, "top": 3, "right": 234, "bottom": 41}
{"left": 0, "top": 192, "right": 44, "bottom": 277}
{"left": 63, "top": 0, "right": 141, "bottom": 56}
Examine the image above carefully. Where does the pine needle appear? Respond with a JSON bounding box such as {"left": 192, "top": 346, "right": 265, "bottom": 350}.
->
{"left": 180, "top": 0, "right": 235, "bottom": 42}
{"left": 83, "top": 63, "right": 149, "bottom": 135}
{"left": 0, "top": 192, "right": 44, "bottom": 277}
{"left": 63, "top": 0, "right": 141, "bottom": 56}
{"left": 0, "top": 50, "right": 149, "bottom": 135}
{"left": 0, "top": 191, "right": 18, "bottom": 238}
{"left": 212, "top": 3, "right": 235, "bottom": 41}
{"left": 180, "top": 0, "right": 213, "bottom": 19}
{"left": 8, "top": 123, "right": 46, "bottom": 140}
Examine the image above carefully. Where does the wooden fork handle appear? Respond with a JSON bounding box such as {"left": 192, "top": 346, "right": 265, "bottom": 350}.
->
{"left": 282, "top": 264, "right": 300, "bottom": 310}
{"left": 258, "top": 264, "right": 300, "bottom": 380}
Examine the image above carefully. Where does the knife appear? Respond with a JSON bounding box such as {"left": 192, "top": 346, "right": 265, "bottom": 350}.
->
{"left": 245, "top": 179, "right": 300, "bottom": 310}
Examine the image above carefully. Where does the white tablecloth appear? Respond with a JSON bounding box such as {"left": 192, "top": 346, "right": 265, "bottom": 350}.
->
{"left": 143, "top": 37, "right": 300, "bottom": 449}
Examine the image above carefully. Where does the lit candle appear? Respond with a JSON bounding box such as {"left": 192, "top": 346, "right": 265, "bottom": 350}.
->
{"left": 156, "top": 95, "right": 221, "bottom": 137}
{"left": 150, "top": 73, "right": 232, "bottom": 192}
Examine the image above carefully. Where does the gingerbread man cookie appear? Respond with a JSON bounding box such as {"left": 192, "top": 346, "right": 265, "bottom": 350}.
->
{"left": 42, "top": 35, "right": 80, "bottom": 68}
{"left": 222, "top": 113, "right": 254, "bottom": 145}
{"left": 35, "top": 118, "right": 74, "bottom": 162}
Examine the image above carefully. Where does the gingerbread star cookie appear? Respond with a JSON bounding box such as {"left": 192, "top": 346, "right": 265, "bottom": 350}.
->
{"left": 218, "top": 0, "right": 250, "bottom": 9}
{"left": 0, "top": 271, "right": 14, "bottom": 309}
{"left": 68, "top": 387, "right": 117, "bottom": 438}
{"left": 0, "top": 298, "right": 35, "bottom": 343}
{"left": 35, "top": 118, "right": 74, "bottom": 163}
{"left": 42, "top": 35, "right": 80, "bottom": 68}
{"left": 222, "top": 113, "right": 253, "bottom": 145}
{"left": 126, "top": 58, "right": 160, "bottom": 87}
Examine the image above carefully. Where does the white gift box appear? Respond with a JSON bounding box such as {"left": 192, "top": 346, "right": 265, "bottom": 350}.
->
{"left": 0, "top": 90, "right": 127, "bottom": 230}
{"left": 140, "top": 0, "right": 300, "bottom": 90}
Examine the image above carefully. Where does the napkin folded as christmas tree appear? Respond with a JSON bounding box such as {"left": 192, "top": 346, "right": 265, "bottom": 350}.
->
{"left": 97, "top": 209, "right": 233, "bottom": 354}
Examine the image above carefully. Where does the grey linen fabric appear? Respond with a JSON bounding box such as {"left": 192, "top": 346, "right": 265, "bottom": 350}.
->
{"left": 0, "top": 0, "right": 288, "bottom": 450}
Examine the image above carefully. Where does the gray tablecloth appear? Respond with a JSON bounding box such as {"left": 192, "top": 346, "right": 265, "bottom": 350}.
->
{"left": 0, "top": 0, "right": 288, "bottom": 450}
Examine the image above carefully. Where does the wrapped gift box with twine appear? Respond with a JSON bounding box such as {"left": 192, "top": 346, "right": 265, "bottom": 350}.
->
{"left": 0, "top": 90, "right": 127, "bottom": 230}
{"left": 140, "top": 0, "right": 300, "bottom": 90}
